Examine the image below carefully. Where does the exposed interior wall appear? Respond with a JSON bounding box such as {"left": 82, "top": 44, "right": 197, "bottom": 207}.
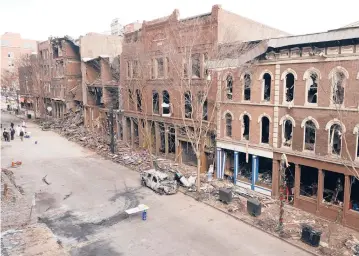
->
{"left": 80, "top": 34, "right": 123, "bottom": 59}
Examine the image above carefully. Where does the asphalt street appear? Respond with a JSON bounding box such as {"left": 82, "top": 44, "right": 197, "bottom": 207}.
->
{"left": 1, "top": 112, "right": 310, "bottom": 256}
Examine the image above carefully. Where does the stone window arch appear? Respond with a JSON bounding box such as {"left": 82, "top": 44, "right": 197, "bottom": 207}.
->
{"left": 222, "top": 110, "right": 234, "bottom": 120}
{"left": 325, "top": 119, "right": 346, "bottom": 155}
{"left": 225, "top": 74, "right": 233, "bottom": 100}
{"left": 281, "top": 68, "right": 298, "bottom": 103}
{"left": 301, "top": 117, "right": 320, "bottom": 152}
{"left": 239, "top": 111, "right": 251, "bottom": 140}
{"left": 242, "top": 72, "right": 252, "bottom": 101}
{"left": 303, "top": 67, "right": 321, "bottom": 105}
{"left": 162, "top": 90, "right": 171, "bottom": 116}
{"left": 328, "top": 66, "right": 349, "bottom": 106}
{"left": 280, "top": 114, "right": 296, "bottom": 147}
{"left": 224, "top": 112, "right": 233, "bottom": 137}
{"left": 258, "top": 113, "right": 272, "bottom": 144}
{"left": 258, "top": 70, "right": 273, "bottom": 102}
{"left": 152, "top": 90, "right": 159, "bottom": 114}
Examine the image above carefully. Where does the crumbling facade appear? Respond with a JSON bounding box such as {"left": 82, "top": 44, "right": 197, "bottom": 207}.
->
{"left": 80, "top": 33, "right": 122, "bottom": 135}
{"left": 39, "top": 36, "right": 82, "bottom": 118}
{"left": 210, "top": 26, "right": 359, "bottom": 230}
{"left": 120, "top": 5, "right": 286, "bottom": 172}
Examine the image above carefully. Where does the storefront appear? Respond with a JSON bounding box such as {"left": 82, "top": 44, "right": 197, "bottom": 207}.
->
{"left": 216, "top": 141, "right": 273, "bottom": 196}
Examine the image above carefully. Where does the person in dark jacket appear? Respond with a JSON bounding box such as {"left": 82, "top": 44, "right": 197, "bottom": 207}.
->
{"left": 3, "top": 128, "right": 9, "bottom": 142}
{"left": 10, "top": 127, "right": 15, "bottom": 140}
{"left": 10, "top": 122, "right": 14, "bottom": 129}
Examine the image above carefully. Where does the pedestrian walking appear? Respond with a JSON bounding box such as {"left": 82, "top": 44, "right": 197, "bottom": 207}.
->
{"left": 10, "top": 122, "right": 14, "bottom": 129}
{"left": 10, "top": 127, "right": 15, "bottom": 140}
{"left": 22, "top": 120, "right": 26, "bottom": 128}
{"left": 16, "top": 125, "right": 21, "bottom": 136}
{"left": 19, "top": 130, "right": 24, "bottom": 141}
{"left": 3, "top": 128, "right": 9, "bottom": 142}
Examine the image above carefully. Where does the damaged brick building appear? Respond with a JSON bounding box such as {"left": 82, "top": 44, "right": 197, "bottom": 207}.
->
{"left": 80, "top": 33, "right": 122, "bottom": 134}
{"left": 209, "top": 25, "right": 359, "bottom": 230}
{"left": 36, "top": 36, "right": 82, "bottom": 117}
{"left": 120, "top": 5, "right": 286, "bottom": 172}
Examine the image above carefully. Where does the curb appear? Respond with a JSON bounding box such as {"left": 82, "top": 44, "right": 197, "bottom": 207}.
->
{"left": 179, "top": 189, "right": 320, "bottom": 256}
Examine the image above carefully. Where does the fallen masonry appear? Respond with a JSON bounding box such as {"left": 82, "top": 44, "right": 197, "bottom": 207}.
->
{"left": 34, "top": 112, "right": 359, "bottom": 256}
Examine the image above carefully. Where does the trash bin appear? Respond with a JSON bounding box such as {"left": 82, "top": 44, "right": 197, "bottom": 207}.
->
{"left": 27, "top": 114, "right": 31, "bottom": 119}
{"left": 309, "top": 230, "right": 322, "bottom": 247}
{"left": 301, "top": 224, "right": 312, "bottom": 244}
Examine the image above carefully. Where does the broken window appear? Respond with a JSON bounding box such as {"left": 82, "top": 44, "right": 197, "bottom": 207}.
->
{"left": 285, "top": 73, "right": 295, "bottom": 102}
{"left": 256, "top": 157, "right": 273, "bottom": 189}
{"left": 198, "top": 92, "right": 208, "bottom": 120}
{"left": 183, "top": 62, "right": 188, "bottom": 78}
{"left": 159, "top": 123, "right": 165, "bottom": 153}
{"left": 225, "top": 113, "right": 232, "bottom": 137}
{"left": 204, "top": 53, "right": 209, "bottom": 78}
{"left": 263, "top": 73, "right": 271, "bottom": 101}
{"left": 350, "top": 176, "right": 359, "bottom": 212}
{"left": 152, "top": 90, "right": 159, "bottom": 114}
{"left": 244, "top": 73, "right": 251, "bottom": 101}
{"left": 156, "top": 57, "right": 164, "bottom": 78}
{"left": 283, "top": 119, "right": 293, "bottom": 147}
{"left": 307, "top": 73, "right": 318, "bottom": 104}
{"left": 304, "top": 121, "right": 316, "bottom": 151}
{"left": 300, "top": 166, "right": 318, "bottom": 198}
{"left": 128, "top": 89, "right": 135, "bottom": 110}
{"left": 329, "top": 124, "right": 342, "bottom": 155}
{"left": 203, "top": 98, "right": 208, "bottom": 121}
{"left": 332, "top": 71, "right": 345, "bottom": 105}
{"left": 184, "top": 91, "right": 192, "bottom": 118}
{"left": 242, "top": 115, "right": 250, "bottom": 140}
{"left": 126, "top": 117, "right": 131, "bottom": 142}
{"left": 53, "top": 46, "right": 59, "bottom": 58}
{"left": 136, "top": 89, "right": 142, "bottom": 112}
{"left": 261, "top": 116, "right": 270, "bottom": 143}
{"left": 133, "top": 119, "right": 139, "bottom": 146}
{"left": 323, "top": 170, "right": 344, "bottom": 206}
{"left": 133, "top": 60, "right": 139, "bottom": 78}
{"left": 191, "top": 53, "right": 200, "bottom": 78}
{"left": 226, "top": 75, "right": 233, "bottom": 100}
{"left": 162, "top": 90, "right": 170, "bottom": 116}
{"left": 168, "top": 126, "right": 176, "bottom": 154}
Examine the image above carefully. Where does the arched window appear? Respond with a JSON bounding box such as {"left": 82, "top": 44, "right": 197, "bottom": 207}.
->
{"left": 162, "top": 90, "right": 170, "bottom": 116}
{"left": 136, "top": 89, "right": 142, "bottom": 112}
{"left": 152, "top": 90, "right": 159, "bottom": 114}
{"left": 283, "top": 119, "right": 293, "bottom": 147}
{"left": 306, "top": 72, "right": 318, "bottom": 104}
{"left": 226, "top": 75, "right": 233, "bottom": 100}
{"left": 242, "top": 115, "right": 250, "bottom": 140}
{"left": 329, "top": 124, "right": 342, "bottom": 155}
{"left": 244, "top": 73, "right": 251, "bottom": 101}
{"left": 331, "top": 71, "right": 346, "bottom": 105}
{"left": 198, "top": 92, "right": 208, "bottom": 121}
{"left": 225, "top": 113, "right": 232, "bottom": 137}
{"left": 304, "top": 120, "right": 316, "bottom": 151}
{"left": 261, "top": 116, "right": 270, "bottom": 143}
{"left": 285, "top": 73, "right": 295, "bottom": 102}
{"left": 262, "top": 73, "right": 271, "bottom": 101}
{"left": 184, "top": 91, "right": 192, "bottom": 118}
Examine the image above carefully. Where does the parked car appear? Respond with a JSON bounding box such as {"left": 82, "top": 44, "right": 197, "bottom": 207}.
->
{"left": 141, "top": 169, "right": 177, "bottom": 195}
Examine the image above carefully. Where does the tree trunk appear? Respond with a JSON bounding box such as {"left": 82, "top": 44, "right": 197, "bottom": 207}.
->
{"left": 196, "top": 156, "right": 201, "bottom": 191}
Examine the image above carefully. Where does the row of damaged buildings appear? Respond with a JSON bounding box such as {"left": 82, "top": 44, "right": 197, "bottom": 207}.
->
{"left": 19, "top": 5, "right": 359, "bottom": 230}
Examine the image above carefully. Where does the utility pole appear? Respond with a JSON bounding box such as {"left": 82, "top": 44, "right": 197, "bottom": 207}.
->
{"left": 276, "top": 153, "right": 288, "bottom": 236}
{"left": 109, "top": 107, "right": 115, "bottom": 154}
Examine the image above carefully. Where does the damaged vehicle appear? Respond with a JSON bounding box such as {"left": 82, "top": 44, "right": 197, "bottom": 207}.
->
{"left": 141, "top": 169, "right": 178, "bottom": 195}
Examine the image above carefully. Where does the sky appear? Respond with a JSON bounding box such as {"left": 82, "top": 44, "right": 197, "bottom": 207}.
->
{"left": 1, "top": 0, "right": 358, "bottom": 41}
